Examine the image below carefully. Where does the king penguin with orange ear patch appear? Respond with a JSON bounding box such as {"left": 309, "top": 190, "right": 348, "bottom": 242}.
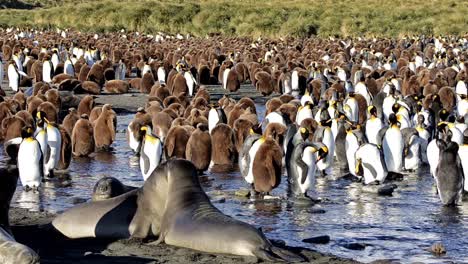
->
{"left": 365, "top": 105, "right": 383, "bottom": 145}
{"left": 287, "top": 142, "right": 328, "bottom": 200}
{"left": 138, "top": 125, "right": 163, "bottom": 181}
{"left": 17, "top": 126, "right": 43, "bottom": 190}
{"left": 313, "top": 109, "right": 335, "bottom": 176}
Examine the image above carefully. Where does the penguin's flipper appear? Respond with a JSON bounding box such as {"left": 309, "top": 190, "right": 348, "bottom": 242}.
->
{"left": 141, "top": 149, "right": 150, "bottom": 175}
{"left": 376, "top": 126, "right": 388, "bottom": 147}
{"left": 296, "top": 156, "right": 309, "bottom": 185}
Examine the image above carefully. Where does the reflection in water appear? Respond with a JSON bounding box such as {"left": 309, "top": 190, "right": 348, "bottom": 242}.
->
{"left": 1, "top": 111, "right": 468, "bottom": 263}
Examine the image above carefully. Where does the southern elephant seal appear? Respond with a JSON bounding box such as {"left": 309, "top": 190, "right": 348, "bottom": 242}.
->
{"left": 0, "top": 166, "right": 40, "bottom": 264}
{"left": 150, "top": 159, "right": 304, "bottom": 262}
{"left": 92, "top": 177, "right": 137, "bottom": 201}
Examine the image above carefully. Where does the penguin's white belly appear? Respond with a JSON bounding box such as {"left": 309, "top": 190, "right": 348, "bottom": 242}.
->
{"left": 404, "top": 139, "right": 421, "bottom": 170}
{"left": 346, "top": 134, "right": 359, "bottom": 176}
{"left": 355, "top": 83, "right": 371, "bottom": 105}
{"left": 458, "top": 146, "right": 468, "bottom": 192}
{"left": 35, "top": 130, "right": 48, "bottom": 159}
{"left": 157, "top": 67, "right": 166, "bottom": 84}
{"left": 300, "top": 95, "right": 313, "bottom": 106}
{"left": 345, "top": 99, "right": 359, "bottom": 122}
{"left": 64, "top": 62, "right": 74, "bottom": 76}
{"left": 283, "top": 79, "right": 292, "bottom": 94}
{"left": 299, "top": 149, "right": 316, "bottom": 194}
{"left": 418, "top": 130, "right": 430, "bottom": 164}
{"left": 184, "top": 71, "right": 196, "bottom": 96}
{"left": 127, "top": 125, "right": 139, "bottom": 152}
{"left": 450, "top": 127, "right": 463, "bottom": 145}
{"left": 208, "top": 109, "right": 219, "bottom": 134}
{"left": 382, "top": 97, "right": 396, "bottom": 121}
{"left": 18, "top": 140, "right": 42, "bottom": 187}
{"left": 140, "top": 138, "right": 162, "bottom": 181}
{"left": 8, "top": 66, "right": 19, "bottom": 92}
{"left": 317, "top": 128, "right": 334, "bottom": 173}
{"left": 427, "top": 139, "right": 439, "bottom": 177}
{"left": 222, "top": 68, "right": 230, "bottom": 90}
{"left": 296, "top": 108, "right": 312, "bottom": 125}
{"left": 291, "top": 70, "right": 299, "bottom": 92}
{"left": 265, "top": 112, "right": 286, "bottom": 127}
{"left": 356, "top": 144, "right": 387, "bottom": 184}
{"left": 246, "top": 140, "right": 263, "bottom": 184}
{"left": 43, "top": 63, "right": 52, "bottom": 83}
{"left": 365, "top": 119, "right": 383, "bottom": 145}
{"left": 46, "top": 126, "right": 62, "bottom": 173}
{"left": 383, "top": 128, "right": 403, "bottom": 173}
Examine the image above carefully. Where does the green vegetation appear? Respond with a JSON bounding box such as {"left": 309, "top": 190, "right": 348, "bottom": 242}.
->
{"left": 0, "top": 0, "right": 466, "bottom": 37}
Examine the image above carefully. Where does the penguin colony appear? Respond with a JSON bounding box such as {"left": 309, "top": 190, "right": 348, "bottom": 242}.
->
{"left": 0, "top": 28, "right": 467, "bottom": 260}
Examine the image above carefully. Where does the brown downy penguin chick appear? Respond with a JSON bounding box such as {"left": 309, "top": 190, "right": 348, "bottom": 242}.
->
{"left": 251, "top": 136, "right": 282, "bottom": 194}
{"left": 438, "top": 87, "right": 457, "bottom": 110}
{"left": 255, "top": 71, "right": 275, "bottom": 96}
{"left": 152, "top": 111, "right": 173, "bottom": 141}
{"left": 194, "top": 86, "right": 211, "bottom": 102}
{"left": 129, "top": 78, "right": 142, "bottom": 91}
{"left": 72, "top": 114, "right": 95, "bottom": 156}
{"left": 89, "top": 106, "right": 102, "bottom": 124}
{"left": 164, "top": 125, "right": 191, "bottom": 159}
{"left": 15, "top": 110, "right": 34, "bottom": 128}
{"left": 93, "top": 104, "right": 116, "bottom": 151}
{"left": 13, "top": 90, "right": 26, "bottom": 110}
{"left": 140, "top": 72, "right": 155, "bottom": 94}
{"left": 52, "top": 73, "right": 73, "bottom": 84}
{"left": 37, "top": 101, "right": 58, "bottom": 124}
{"left": 78, "top": 95, "right": 95, "bottom": 116}
{"left": 105, "top": 80, "right": 129, "bottom": 94}
{"left": 186, "top": 123, "right": 212, "bottom": 174}
{"left": 300, "top": 118, "right": 318, "bottom": 141}
{"left": 265, "top": 98, "right": 283, "bottom": 115}
{"left": 226, "top": 68, "right": 241, "bottom": 92}
{"left": 263, "top": 123, "right": 288, "bottom": 149}
{"left": 211, "top": 123, "right": 237, "bottom": 165}
{"left": 87, "top": 63, "right": 105, "bottom": 86}
{"left": 56, "top": 126, "right": 72, "bottom": 170}
{"left": 171, "top": 73, "right": 189, "bottom": 96}
{"left": 26, "top": 96, "right": 44, "bottom": 115}
{"left": 62, "top": 108, "right": 80, "bottom": 136}
{"left": 1, "top": 115, "right": 25, "bottom": 142}
{"left": 233, "top": 119, "right": 261, "bottom": 153}
{"left": 45, "top": 88, "right": 61, "bottom": 111}
{"left": 190, "top": 108, "right": 208, "bottom": 127}
{"left": 79, "top": 81, "right": 101, "bottom": 95}
{"left": 78, "top": 64, "right": 91, "bottom": 82}
{"left": 150, "top": 84, "right": 171, "bottom": 101}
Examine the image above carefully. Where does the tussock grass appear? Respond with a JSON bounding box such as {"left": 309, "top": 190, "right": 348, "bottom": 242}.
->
{"left": 0, "top": 0, "right": 466, "bottom": 37}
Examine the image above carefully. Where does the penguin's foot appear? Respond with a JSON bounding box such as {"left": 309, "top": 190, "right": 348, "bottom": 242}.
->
{"left": 387, "top": 172, "right": 404, "bottom": 181}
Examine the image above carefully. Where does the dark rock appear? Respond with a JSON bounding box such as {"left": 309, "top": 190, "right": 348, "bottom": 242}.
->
{"left": 342, "top": 242, "right": 366, "bottom": 250}
{"left": 302, "top": 235, "right": 331, "bottom": 244}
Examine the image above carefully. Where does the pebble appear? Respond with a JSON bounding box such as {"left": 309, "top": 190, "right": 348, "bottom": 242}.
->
{"left": 429, "top": 242, "right": 446, "bottom": 255}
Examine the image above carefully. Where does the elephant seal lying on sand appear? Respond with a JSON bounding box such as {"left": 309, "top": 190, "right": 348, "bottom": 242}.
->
{"left": 52, "top": 159, "right": 304, "bottom": 262}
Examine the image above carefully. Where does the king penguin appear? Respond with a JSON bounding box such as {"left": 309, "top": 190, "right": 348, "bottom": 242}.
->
{"left": 287, "top": 142, "right": 328, "bottom": 200}
{"left": 435, "top": 139, "right": 464, "bottom": 206}
{"left": 313, "top": 109, "right": 335, "bottom": 175}
{"left": 355, "top": 142, "right": 388, "bottom": 185}
{"left": 457, "top": 130, "right": 468, "bottom": 193}
{"left": 208, "top": 105, "right": 227, "bottom": 134}
{"left": 378, "top": 113, "right": 404, "bottom": 173}
{"left": 365, "top": 105, "right": 383, "bottom": 145}
{"left": 138, "top": 125, "right": 163, "bottom": 181}
{"left": 17, "top": 126, "right": 43, "bottom": 190}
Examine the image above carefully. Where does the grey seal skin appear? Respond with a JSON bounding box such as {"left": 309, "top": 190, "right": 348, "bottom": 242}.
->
{"left": 435, "top": 140, "right": 464, "bottom": 206}
{"left": 92, "top": 177, "right": 137, "bottom": 201}
{"left": 0, "top": 167, "right": 40, "bottom": 264}
{"left": 151, "top": 159, "right": 304, "bottom": 262}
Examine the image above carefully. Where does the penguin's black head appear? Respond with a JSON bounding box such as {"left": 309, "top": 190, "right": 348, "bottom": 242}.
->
{"left": 368, "top": 105, "right": 377, "bottom": 117}
{"left": 388, "top": 113, "right": 398, "bottom": 126}
{"left": 438, "top": 109, "right": 449, "bottom": 122}
{"left": 392, "top": 103, "right": 400, "bottom": 114}
{"left": 317, "top": 146, "right": 329, "bottom": 162}
{"left": 299, "top": 127, "right": 309, "bottom": 140}
{"left": 34, "top": 110, "right": 48, "bottom": 126}
{"left": 21, "top": 126, "right": 34, "bottom": 139}
{"left": 417, "top": 114, "right": 425, "bottom": 125}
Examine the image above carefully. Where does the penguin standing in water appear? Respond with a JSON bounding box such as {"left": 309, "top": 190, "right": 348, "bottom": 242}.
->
{"left": 415, "top": 115, "right": 431, "bottom": 164}
{"left": 138, "top": 125, "right": 163, "bottom": 181}
{"left": 402, "top": 128, "right": 422, "bottom": 171}
{"left": 36, "top": 111, "right": 62, "bottom": 178}
{"left": 239, "top": 130, "right": 262, "bottom": 186}
{"left": 435, "top": 139, "right": 464, "bottom": 206}
{"left": 313, "top": 110, "right": 335, "bottom": 175}
{"left": 17, "top": 126, "right": 43, "bottom": 190}
{"left": 287, "top": 142, "right": 328, "bottom": 200}
{"left": 345, "top": 126, "right": 367, "bottom": 178}
{"left": 283, "top": 126, "right": 309, "bottom": 162}
{"left": 355, "top": 143, "right": 388, "bottom": 185}
{"left": 378, "top": 113, "right": 404, "bottom": 174}
{"left": 365, "top": 105, "right": 383, "bottom": 145}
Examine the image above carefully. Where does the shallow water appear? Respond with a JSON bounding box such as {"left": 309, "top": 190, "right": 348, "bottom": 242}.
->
{"left": 2, "top": 108, "right": 468, "bottom": 264}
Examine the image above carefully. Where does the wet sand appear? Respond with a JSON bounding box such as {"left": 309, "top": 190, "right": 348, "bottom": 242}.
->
{"left": 7, "top": 85, "right": 359, "bottom": 264}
